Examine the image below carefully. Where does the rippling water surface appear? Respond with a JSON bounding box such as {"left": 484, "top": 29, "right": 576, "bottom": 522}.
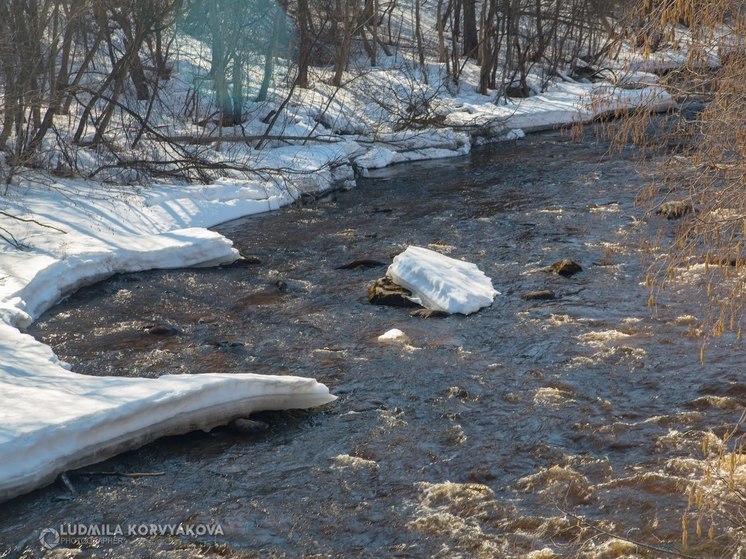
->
{"left": 2, "top": 127, "right": 744, "bottom": 558}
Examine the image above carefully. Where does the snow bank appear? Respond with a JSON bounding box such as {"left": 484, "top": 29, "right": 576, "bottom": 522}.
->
{"left": 387, "top": 246, "right": 499, "bottom": 315}
{"left": 0, "top": 323, "right": 334, "bottom": 502}
{"left": 442, "top": 81, "right": 673, "bottom": 136}
{"left": 2, "top": 227, "right": 238, "bottom": 327}
{"left": 0, "top": 172, "right": 341, "bottom": 503}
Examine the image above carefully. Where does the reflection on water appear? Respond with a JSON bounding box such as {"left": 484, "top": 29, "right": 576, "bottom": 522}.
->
{"left": 1, "top": 128, "right": 744, "bottom": 558}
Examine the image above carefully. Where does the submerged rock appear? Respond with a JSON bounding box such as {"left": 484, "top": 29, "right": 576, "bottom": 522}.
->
{"left": 221, "top": 253, "right": 261, "bottom": 268}
{"left": 522, "top": 290, "right": 557, "bottom": 301}
{"left": 226, "top": 418, "right": 270, "bottom": 435}
{"left": 336, "top": 259, "right": 386, "bottom": 270}
{"left": 549, "top": 260, "right": 583, "bottom": 277}
{"left": 368, "top": 277, "right": 420, "bottom": 308}
{"left": 410, "top": 308, "right": 449, "bottom": 319}
{"left": 205, "top": 339, "right": 245, "bottom": 349}
{"left": 655, "top": 200, "right": 693, "bottom": 219}
{"left": 146, "top": 324, "right": 181, "bottom": 336}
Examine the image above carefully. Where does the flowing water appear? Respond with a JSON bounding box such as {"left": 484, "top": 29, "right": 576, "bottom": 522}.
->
{"left": 2, "top": 127, "right": 744, "bottom": 558}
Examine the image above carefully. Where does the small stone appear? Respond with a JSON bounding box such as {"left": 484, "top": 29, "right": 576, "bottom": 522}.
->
{"left": 522, "top": 290, "right": 557, "bottom": 301}
{"left": 549, "top": 260, "right": 583, "bottom": 277}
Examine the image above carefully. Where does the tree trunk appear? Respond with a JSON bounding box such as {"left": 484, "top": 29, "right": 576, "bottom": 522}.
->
{"left": 257, "top": 5, "right": 284, "bottom": 102}
{"left": 463, "top": 0, "right": 478, "bottom": 58}
{"left": 295, "top": 0, "right": 310, "bottom": 88}
{"left": 436, "top": 0, "right": 450, "bottom": 74}
{"left": 414, "top": 0, "right": 427, "bottom": 82}
{"left": 332, "top": 0, "right": 361, "bottom": 87}
{"left": 208, "top": 1, "right": 233, "bottom": 123}
{"left": 129, "top": 51, "right": 150, "bottom": 100}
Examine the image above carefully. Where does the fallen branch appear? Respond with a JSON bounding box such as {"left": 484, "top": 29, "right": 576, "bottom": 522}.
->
{"left": 0, "top": 210, "right": 67, "bottom": 234}
{"left": 152, "top": 134, "right": 343, "bottom": 145}
{"left": 0, "top": 225, "right": 24, "bottom": 250}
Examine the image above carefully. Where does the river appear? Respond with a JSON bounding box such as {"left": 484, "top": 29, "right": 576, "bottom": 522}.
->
{"left": 1, "top": 126, "right": 743, "bottom": 558}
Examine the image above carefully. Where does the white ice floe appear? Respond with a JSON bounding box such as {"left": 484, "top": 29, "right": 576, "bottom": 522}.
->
{"left": 386, "top": 246, "right": 499, "bottom": 315}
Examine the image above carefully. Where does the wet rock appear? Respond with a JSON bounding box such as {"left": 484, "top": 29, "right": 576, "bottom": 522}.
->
{"left": 522, "top": 290, "right": 557, "bottom": 301}
{"left": 221, "top": 253, "right": 261, "bottom": 268}
{"left": 549, "top": 260, "right": 583, "bottom": 277}
{"left": 336, "top": 259, "right": 386, "bottom": 270}
{"left": 146, "top": 324, "right": 181, "bottom": 336}
{"left": 205, "top": 340, "right": 245, "bottom": 349}
{"left": 368, "top": 277, "right": 420, "bottom": 308}
{"left": 655, "top": 200, "right": 693, "bottom": 220}
{"left": 226, "top": 418, "right": 270, "bottom": 435}
{"left": 232, "top": 290, "right": 284, "bottom": 308}
{"left": 410, "top": 308, "right": 449, "bottom": 319}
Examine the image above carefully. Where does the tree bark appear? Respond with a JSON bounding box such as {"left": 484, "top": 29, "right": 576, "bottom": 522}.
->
{"left": 295, "top": 0, "right": 311, "bottom": 87}
{"left": 463, "top": 0, "right": 478, "bottom": 58}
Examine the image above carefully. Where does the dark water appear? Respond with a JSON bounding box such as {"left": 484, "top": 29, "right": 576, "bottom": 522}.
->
{"left": 2, "top": 128, "right": 744, "bottom": 558}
